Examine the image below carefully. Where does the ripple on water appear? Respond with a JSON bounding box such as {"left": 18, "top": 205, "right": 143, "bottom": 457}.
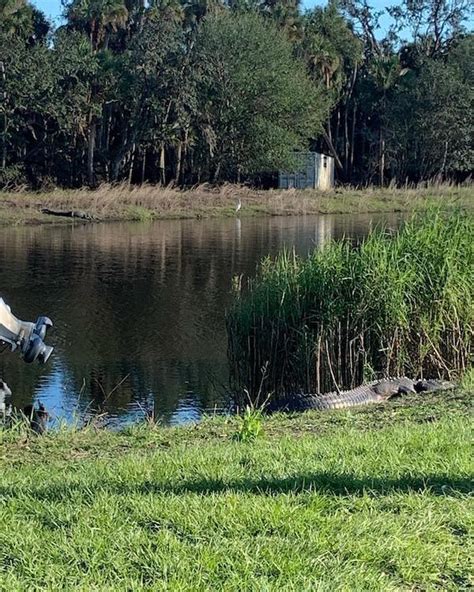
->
{"left": 0, "top": 213, "right": 405, "bottom": 425}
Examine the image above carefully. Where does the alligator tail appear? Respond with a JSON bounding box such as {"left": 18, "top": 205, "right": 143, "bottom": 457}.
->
{"left": 277, "top": 388, "right": 383, "bottom": 412}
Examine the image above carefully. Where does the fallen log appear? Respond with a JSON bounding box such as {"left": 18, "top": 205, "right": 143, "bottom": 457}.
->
{"left": 41, "top": 208, "right": 95, "bottom": 220}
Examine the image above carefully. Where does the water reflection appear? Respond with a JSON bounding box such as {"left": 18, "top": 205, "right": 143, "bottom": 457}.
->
{"left": 0, "top": 213, "right": 404, "bottom": 425}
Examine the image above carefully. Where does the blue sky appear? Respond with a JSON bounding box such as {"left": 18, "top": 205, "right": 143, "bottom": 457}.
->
{"left": 34, "top": 0, "right": 63, "bottom": 24}
{"left": 31, "top": 0, "right": 474, "bottom": 38}
{"left": 34, "top": 0, "right": 398, "bottom": 29}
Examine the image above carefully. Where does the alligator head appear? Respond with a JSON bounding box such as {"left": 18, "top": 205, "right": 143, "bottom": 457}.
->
{"left": 373, "top": 377, "right": 417, "bottom": 399}
{"left": 414, "top": 379, "right": 456, "bottom": 393}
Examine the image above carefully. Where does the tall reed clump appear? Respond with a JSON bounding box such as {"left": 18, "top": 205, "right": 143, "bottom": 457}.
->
{"left": 227, "top": 211, "right": 473, "bottom": 405}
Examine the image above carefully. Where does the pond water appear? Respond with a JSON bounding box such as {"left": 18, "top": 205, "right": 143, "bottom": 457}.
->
{"left": 0, "top": 213, "right": 404, "bottom": 426}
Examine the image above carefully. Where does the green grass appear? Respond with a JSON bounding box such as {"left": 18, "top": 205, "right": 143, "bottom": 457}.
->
{"left": 0, "top": 387, "right": 472, "bottom": 591}
{"left": 233, "top": 405, "right": 265, "bottom": 442}
{"left": 228, "top": 210, "right": 473, "bottom": 402}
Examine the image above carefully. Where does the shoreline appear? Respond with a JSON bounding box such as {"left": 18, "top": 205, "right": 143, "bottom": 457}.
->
{"left": 0, "top": 183, "right": 472, "bottom": 226}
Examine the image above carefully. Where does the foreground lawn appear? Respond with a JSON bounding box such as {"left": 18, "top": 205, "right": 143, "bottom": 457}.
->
{"left": 0, "top": 388, "right": 472, "bottom": 590}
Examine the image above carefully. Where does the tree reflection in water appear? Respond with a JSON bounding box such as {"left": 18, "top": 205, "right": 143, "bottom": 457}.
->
{"left": 0, "top": 213, "right": 403, "bottom": 426}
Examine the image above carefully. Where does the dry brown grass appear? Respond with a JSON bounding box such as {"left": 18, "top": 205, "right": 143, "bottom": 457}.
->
{"left": 0, "top": 181, "right": 472, "bottom": 225}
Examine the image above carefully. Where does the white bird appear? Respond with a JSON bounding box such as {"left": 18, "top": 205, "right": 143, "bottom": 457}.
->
{"left": 235, "top": 198, "right": 242, "bottom": 213}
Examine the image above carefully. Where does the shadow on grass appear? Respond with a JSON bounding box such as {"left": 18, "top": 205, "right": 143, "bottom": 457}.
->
{"left": 1, "top": 472, "right": 472, "bottom": 502}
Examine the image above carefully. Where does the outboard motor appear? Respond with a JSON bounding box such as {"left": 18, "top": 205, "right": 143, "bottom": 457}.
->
{"left": 0, "top": 297, "right": 53, "bottom": 364}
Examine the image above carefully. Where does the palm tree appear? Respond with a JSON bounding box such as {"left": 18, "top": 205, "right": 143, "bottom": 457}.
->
{"left": 65, "top": 0, "right": 129, "bottom": 185}
{"left": 149, "top": 0, "right": 184, "bottom": 25}
{"left": 182, "top": 0, "right": 221, "bottom": 31}
{"left": 66, "top": 0, "right": 128, "bottom": 51}
{"left": 0, "top": 0, "right": 34, "bottom": 37}
{"left": 370, "top": 54, "right": 409, "bottom": 185}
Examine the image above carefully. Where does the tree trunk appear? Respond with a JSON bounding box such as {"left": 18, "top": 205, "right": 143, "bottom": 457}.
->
{"left": 87, "top": 117, "right": 97, "bottom": 186}
{"left": 334, "top": 108, "right": 340, "bottom": 155}
{"left": 182, "top": 128, "right": 190, "bottom": 185}
{"left": 128, "top": 143, "right": 136, "bottom": 186}
{"left": 175, "top": 141, "right": 182, "bottom": 185}
{"left": 349, "top": 102, "right": 357, "bottom": 180}
{"left": 111, "top": 127, "right": 135, "bottom": 182}
{"left": 1, "top": 61, "right": 6, "bottom": 171}
{"left": 380, "top": 129, "right": 385, "bottom": 186}
{"left": 213, "top": 161, "right": 222, "bottom": 183}
{"left": 379, "top": 93, "right": 387, "bottom": 186}
{"left": 44, "top": 120, "right": 48, "bottom": 179}
{"left": 159, "top": 142, "right": 166, "bottom": 185}
{"left": 322, "top": 128, "right": 343, "bottom": 171}
{"left": 437, "top": 140, "right": 449, "bottom": 182}
{"left": 105, "top": 112, "right": 112, "bottom": 180}
{"left": 141, "top": 149, "right": 146, "bottom": 184}
{"left": 344, "top": 104, "right": 349, "bottom": 178}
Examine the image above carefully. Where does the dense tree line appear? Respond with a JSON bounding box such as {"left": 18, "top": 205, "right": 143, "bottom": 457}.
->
{"left": 0, "top": 0, "right": 472, "bottom": 188}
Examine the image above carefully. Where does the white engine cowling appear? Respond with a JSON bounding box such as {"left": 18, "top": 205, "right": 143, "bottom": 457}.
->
{"left": 0, "top": 297, "right": 53, "bottom": 364}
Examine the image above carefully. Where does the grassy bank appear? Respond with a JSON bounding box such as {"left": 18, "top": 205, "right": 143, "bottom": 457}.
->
{"left": 228, "top": 211, "right": 473, "bottom": 401}
{"left": 0, "top": 183, "right": 472, "bottom": 225}
{"left": 0, "top": 385, "right": 473, "bottom": 590}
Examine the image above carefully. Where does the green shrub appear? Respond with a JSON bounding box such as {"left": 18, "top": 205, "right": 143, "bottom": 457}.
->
{"left": 233, "top": 406, "right": 264, "bottom": 442}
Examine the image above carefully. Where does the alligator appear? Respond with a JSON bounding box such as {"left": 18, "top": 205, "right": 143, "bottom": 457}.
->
{"left": 269, "top": 377, "right": 455, "bottom": 412}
